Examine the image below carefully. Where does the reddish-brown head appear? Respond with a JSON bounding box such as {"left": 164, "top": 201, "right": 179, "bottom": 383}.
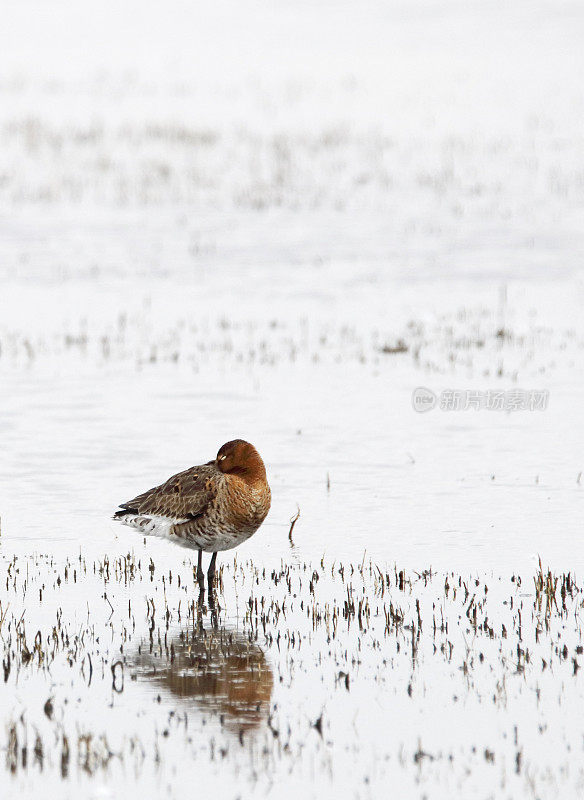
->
{"left": 216, "top": 440, "right": 267, "bottom": 485}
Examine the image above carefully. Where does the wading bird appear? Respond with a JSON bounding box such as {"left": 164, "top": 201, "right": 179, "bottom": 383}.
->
{"left": 114, "top": 440, "right": 271, "bottom": 595}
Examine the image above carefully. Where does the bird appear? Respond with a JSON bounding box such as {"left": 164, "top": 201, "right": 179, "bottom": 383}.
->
{"left": 113, "top": 439, "right": 271, "bottom": 595}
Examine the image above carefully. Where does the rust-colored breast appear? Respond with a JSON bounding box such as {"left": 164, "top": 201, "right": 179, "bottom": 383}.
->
{"left": 223, "top": 475, "right": 271, "bottom": 532}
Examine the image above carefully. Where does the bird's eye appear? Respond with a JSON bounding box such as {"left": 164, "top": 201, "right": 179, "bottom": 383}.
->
{"left": 218, "top": 454, "right": 226, "bottom": 461}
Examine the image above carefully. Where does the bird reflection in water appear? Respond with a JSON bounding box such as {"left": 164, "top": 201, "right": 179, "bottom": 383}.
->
{"left": 132, "top": 622, "right": 274, "bottom": 733}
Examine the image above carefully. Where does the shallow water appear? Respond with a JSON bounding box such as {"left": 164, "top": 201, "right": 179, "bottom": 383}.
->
{"left": 2, "top": 0, "right": 584, "bottom": 796}
{"left": 1, "top": 303, "right": 583, "bottom": 572}
{"left": 1, "top": 278, "right": 583, "bottom": 798}
{"left": 2, "top": 548, "right": 584, "bottom": 800}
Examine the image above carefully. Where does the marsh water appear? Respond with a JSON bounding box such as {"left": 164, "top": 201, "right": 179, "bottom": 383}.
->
{"left": 2, "top": 0, "right": 584, "bottom": 797}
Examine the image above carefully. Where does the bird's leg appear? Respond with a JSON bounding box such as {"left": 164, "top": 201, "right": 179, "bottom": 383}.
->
{"left": 196, "top": 549, "right": 205, "bottom": 595}
{"left": 207, "top": 552, "right": 217, "bottom": 591}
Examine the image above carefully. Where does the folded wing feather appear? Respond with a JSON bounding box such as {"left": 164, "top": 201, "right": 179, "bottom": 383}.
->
{"left": 115, "top": 465, "right": 217, "bottom": 520}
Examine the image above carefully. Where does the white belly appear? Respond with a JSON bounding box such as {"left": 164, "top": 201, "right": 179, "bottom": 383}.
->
{"left": 117, "top": 513, "right": 256, "bottom": 552}
{"left": 118, "top": 514, "right": 196, "bottom": 547}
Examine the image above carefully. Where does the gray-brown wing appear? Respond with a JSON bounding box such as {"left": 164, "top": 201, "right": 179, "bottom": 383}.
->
{"left": 116, "top": 464, "right": 217, "bottom": 519}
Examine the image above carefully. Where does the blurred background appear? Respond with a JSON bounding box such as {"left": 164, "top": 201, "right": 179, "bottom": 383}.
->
{"left": 2, "top": 0, "right": 583, "bottom": 282}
